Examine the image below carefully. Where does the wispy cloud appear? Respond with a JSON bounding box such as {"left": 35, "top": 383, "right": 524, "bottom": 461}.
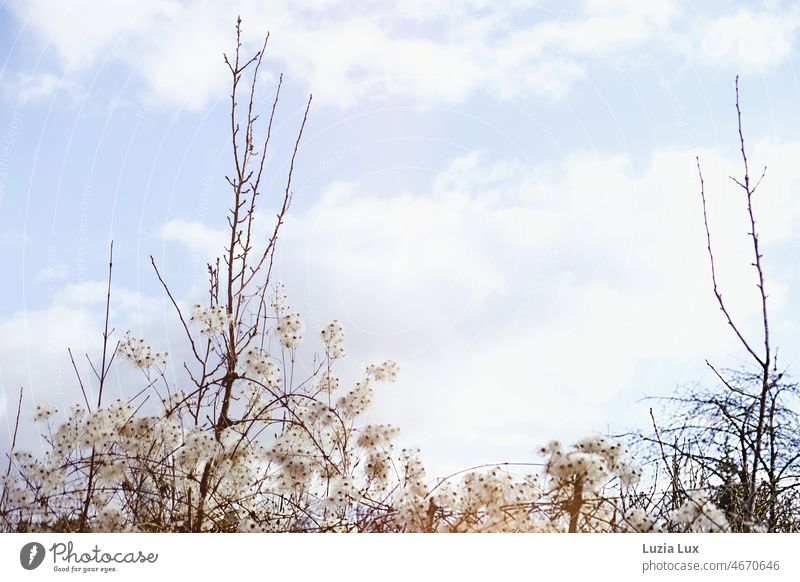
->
{"left": 158, "top": 218, "right": 225, "bottom": 258}
{"left": 0, "top": 0, "right": 697, "bottom": 110}
{"left": 35, "top": 262, "right": 69, "bottom": 282}
{"left": 694, "top": 8, "right": 800, "bottom": 72}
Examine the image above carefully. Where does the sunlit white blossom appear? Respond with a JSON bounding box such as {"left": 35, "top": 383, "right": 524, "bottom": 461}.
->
{"left": 33, "top": 404, "right": 58, "bottom": 423}
{"left": 320, "top": 320, "right": 345, "bottom": 359}
{"left": 117, "top": 332, "right": 168, "bottom": 368}
{"left": 275, "top": 313, "right": 303, "bottom": 349}
{"left": 671, "top": 492, "right": 729, "bottom": 533}
{"left": 366, "top": 360, "right": 399, "bottom": 382}
{"left": 190, "top": 304, "right": 231, "bottom": 335}
{"left": 243, "top": 348, "right": 281, "bottom": 386}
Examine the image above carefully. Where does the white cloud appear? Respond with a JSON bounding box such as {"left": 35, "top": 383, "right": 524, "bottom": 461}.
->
{"left": 534, "top": 0, "right": 679, "bottom": 57}
{"left": 3, "top": 0, "right": 685, "bottom": 110}
{"left": 36, "top": 262, "right": 69, "bottom": 282}
{"left": 0, "top": 229, "right": 30, "bottom": 249}
{"left": 6, "top": 1, "right": 800, "bottom": 112}
{"left": 264, "top": 143, "right": 800, "bottom": 470}
{"left": 158, "top": 218, "right": 225, "bottom": 258}
{"left": 0, "top": 281, "right": 175, "bottom": 454}
{"left": 6, "top": 73, "right": 58, "bottom": 102}
{"left": 696, "top": 8, "right": 800, "bottom": 71}
{"left": 5, "top": 0, "right": 180, "bottom": 70}
{"left": 0, "top": 294, "right": 101, "bottom": 450}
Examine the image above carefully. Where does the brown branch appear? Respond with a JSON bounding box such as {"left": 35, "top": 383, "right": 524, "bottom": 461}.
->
{"left": 150, "top": 255, "right": 203, "bottom": 364}
{"left": 696, "top": 156, "right": 764, "bottom": 367}
{"left": 97, "top": 240, "right": 114, "bottom": 408}
{"left": 732, "top": 76, "right": 770, "bottom": 369}
{"left": 650, "top": 407, "right": 683, "bottom": 508}
{"left": 68, "top": 348, "right": 91, "bottom": 411}
{"left": 730, "top": 76, "right": 772, "bottom": 523}
{"left": 3, "top": 387, "right": 23, "bottom": 478}
{"left": 248, "top": 94, "right": 313, "bottom": 290}
{"left": 79, "top": 240, "right": 115, "bottom": 532}
{"left": 567, "top": 476, "right": 584, "bottom": 533}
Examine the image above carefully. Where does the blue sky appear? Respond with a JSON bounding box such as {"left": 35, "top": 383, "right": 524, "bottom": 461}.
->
{"left": 3, "top": 0, "right": 800, "bottom": 475}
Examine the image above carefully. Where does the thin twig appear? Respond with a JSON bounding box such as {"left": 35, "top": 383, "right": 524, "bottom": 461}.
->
{"left": 696, "top": 156, "right": 764, "bottom": 367}
{"left": 4, "top": 387, "right": 23, "bottom": 478}
{"left": 68, "top": 348, "right": 91, "bottom": 411}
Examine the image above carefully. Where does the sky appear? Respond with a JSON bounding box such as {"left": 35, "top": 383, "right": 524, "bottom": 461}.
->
{"left": 3, "top": 0, "right": 800, "bottom": 476}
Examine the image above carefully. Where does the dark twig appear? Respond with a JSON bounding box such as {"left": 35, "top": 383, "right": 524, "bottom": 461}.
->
{"left": 696, "top": 156, "right": 763, "bottom": 367}
{"left": 4, "top": 387, "right": 23, "bottom": 478}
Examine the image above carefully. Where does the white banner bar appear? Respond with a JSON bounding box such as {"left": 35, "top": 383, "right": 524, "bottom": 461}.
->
{"left": 1, "top": 533, "right": 798, "bottom": 581}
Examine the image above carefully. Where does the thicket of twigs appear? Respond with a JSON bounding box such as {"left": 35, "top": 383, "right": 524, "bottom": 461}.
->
{"left": 1, "top": 23, "right": 797, "bottom": 533}
{"left": 628, "top": 78, "right": 800, "bottom": 533}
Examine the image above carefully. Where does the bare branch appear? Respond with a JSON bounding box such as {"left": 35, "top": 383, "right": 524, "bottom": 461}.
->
{"left": 696, "top": 156, "right": 764, "bottom": 366}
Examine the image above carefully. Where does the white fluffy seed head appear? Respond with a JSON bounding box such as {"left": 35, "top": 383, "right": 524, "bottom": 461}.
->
{"left": 190, "top": 304, "right": 231, "bottom": 335}
{"left": 117, "top": 332, "right": 168, "bottom": 368}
